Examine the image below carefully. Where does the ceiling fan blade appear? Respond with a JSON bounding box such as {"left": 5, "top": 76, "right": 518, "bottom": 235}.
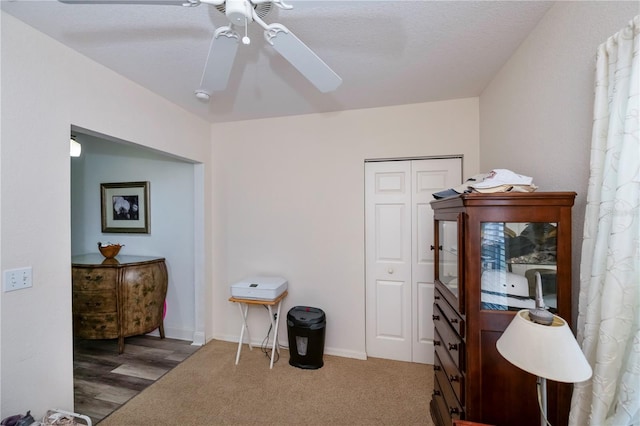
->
{"left": 196, "top": 26, "right": 239, "bottom": 98}
{"left": 58, "top": 0, "right": 196, "bottom": 5}
{"left": 265, "top": 24, "right": 342, "bottom": 93}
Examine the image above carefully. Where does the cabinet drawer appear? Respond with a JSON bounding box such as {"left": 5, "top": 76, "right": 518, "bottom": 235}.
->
{"left": 435, "top": 288, "right": 464, "bottom": 337}
{"left": 435, "top": 310, "right": 465, "bottom": 370}
{"left": 73, "top": 291, "right": 116, "bottom": 313}
{"left": 434, "top": 371, "right": 464, "bottom": 423}
{"left": 72, "top": 268, "right": 117, "bottom": 292}
{"left": 432, "top": 376, "right": 451, "bottom": 426}
{"left": 435, "top": 338, "right": 464, "bottom": 402}
{"left": 73, "top": 313, "right": 118, "bottom": 339}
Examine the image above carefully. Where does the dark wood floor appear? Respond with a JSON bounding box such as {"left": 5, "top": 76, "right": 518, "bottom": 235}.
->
{"left": 73, "top": 335, "right": 200, "bottom": 424}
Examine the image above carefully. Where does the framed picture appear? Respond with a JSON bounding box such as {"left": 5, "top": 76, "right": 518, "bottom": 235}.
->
{"left": 101, "top": 181, "right": 150, "bottom": 233}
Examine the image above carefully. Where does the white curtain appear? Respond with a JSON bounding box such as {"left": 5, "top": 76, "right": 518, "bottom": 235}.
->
{"left": 569, "top": 16, "right": 640, "bottom": 426}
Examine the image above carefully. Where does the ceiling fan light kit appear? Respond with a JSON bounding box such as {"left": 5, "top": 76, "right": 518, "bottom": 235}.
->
{"left": 59, "top": 0, "right": 342, "bottom": 102}
{"left": 194, "top": 91, "right": 211, "bottom": 101}
{"left": 223, "top": 0, "right": 252, "bottom": 26}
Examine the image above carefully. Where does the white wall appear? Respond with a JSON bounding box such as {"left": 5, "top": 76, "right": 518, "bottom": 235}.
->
{"left": 0, "top": 12, "right": 211, "bottom": 418}
{"left": 479, "top": 2, "right": 638, "bottom": 318}
{"left": 211, "top": 98, "right": 480, "bottom": 359}
{"left": 70, "top": 134, "right": 196, "bottom": 340}
{"left": 4, "top": 0, "right": 631, "bottom": 418}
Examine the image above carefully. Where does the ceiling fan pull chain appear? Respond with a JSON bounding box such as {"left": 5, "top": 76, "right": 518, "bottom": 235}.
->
{"left": 242, "top": 17, "right": 251, "bottom": 45}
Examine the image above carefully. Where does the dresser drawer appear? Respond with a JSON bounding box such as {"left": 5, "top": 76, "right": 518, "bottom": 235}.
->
{"left": 434, "top": 369, "right": 464, "bottom": 423}
{"left": 73, "top": 312, "right": 118, "bottom": 339}
{"left": 435, "top": 288, "right": 464, "bottom": 337}
{"left": 434, "top": 306, "right": 465, "bottom": 370}
{"left": 72, "top": 268, "right": 117, "bottom": 292}
{"left": 432, "top": 375, "right": 451, "bottom": 426}
{"left": 73, "top": 290, "right": 117, "bottom": 313}
{"left": 435, "top": 336, "right": 464, "bottom": 402}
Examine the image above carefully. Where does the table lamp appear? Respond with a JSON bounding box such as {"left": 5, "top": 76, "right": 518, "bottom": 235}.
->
{"left": 496, "top": 309, "right": 592, "bottom": 426}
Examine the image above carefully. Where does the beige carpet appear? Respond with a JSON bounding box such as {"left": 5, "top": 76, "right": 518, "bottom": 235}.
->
{"left": 99, "top": 339, "right": 434, "bottom": 425}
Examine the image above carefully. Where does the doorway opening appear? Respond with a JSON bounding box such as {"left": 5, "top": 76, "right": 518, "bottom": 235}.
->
{"left": 70, "top": 127, "right": 205, "bottom": 420}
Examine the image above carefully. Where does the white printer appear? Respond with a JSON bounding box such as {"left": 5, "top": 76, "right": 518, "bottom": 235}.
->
{"left": 230, "top": 275, "right": 288, "bottom": 301}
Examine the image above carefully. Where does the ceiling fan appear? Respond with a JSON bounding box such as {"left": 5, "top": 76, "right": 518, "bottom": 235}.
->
{"left": 59, "top": 0, "right": 343, "bottom": 101}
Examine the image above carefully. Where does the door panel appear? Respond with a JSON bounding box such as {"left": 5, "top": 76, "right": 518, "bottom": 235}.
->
{"left": 417, "top": 280, "right": 434, "bottom": 339}
{"left": 375, "top": 204, "right": 406, "bottom": 262}
{"left": 375, "top": 171, "right": 406, "bottom": 193}
{"left": 375, "top": 279, "right": 406, "bottom": 339}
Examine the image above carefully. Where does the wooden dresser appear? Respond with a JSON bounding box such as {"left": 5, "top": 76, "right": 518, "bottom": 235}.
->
{"left": 71, "top": 254, "right": 168, "bottom": 353}
{"left": 429, "top": 192, "right": 575, "bottom": 426}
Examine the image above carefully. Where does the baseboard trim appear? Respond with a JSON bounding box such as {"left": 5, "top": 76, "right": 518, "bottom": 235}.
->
{"left": 191, "top": 332, "right": 205, "bottom": 346}
{"left": 211, "top": 333, "right": 367, "bottom": 361}
{"left": 146, "top": 326, "right": 196, "bottom": 343}
{"left": 145, "top": 330, "right": 367, "bottom": 361}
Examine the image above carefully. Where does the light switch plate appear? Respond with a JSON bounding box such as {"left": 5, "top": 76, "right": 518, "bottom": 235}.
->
{"left": 3, "top": 267, "right": 33, "bottom": 292}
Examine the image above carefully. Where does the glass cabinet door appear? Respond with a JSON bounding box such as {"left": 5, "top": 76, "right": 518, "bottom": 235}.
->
{"left": 438, "top": 220, "right": 459, "bottom": 300}
{"left": 480, "top": 222, "right": 558, "bottom": 312}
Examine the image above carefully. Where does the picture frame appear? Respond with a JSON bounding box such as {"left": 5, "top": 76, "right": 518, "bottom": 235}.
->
{"left": 101, "top": 181, "right": 150, "bottom": 234}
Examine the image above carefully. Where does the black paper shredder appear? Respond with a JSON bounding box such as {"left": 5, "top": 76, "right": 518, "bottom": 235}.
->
{"left": 287, "top": 306, "right": 326, "bottom": 369}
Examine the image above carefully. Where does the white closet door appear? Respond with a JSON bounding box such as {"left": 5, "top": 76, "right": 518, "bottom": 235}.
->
{"left": 411, "top": 158, "right": 461, "bottom": 364}
{"left": 365, "top": 158, "right": 461, "bottom": 363}
{"left": 365, "top": 160, "right": 413, "bottom": 361}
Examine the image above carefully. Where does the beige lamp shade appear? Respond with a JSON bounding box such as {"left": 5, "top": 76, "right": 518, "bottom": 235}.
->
{"left": 496, "top": 309, "right": 592, "bottom": 383}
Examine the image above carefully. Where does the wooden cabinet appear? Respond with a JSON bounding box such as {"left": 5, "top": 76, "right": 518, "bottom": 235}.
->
{"left": 72, "top": 254, "right": 168, "bottom": 353}
{"left": 429, "top": 192, "right": 576, "bottom": 426}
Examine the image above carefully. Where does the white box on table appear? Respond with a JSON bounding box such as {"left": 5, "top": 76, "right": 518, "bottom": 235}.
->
{"left": 230, "top": 276, "right": 288, "bottom": 301}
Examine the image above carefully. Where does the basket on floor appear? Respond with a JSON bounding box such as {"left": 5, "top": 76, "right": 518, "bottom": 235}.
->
{"left": 41, "top": 409, "right": 91, "bottom": 426}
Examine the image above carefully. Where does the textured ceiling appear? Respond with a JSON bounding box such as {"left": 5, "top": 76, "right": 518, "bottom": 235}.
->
{"left": 1, "top": 1, "right": 554, "bottom": 123}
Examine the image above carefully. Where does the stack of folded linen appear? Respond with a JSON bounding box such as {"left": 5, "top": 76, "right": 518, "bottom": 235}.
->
{"left": 432, "top": 169, "right": 537, "bottom": 199}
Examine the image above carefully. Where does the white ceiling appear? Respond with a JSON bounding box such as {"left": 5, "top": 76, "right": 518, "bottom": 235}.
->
{"left": 1, "top": 0, "right": 554, "bottom": 124}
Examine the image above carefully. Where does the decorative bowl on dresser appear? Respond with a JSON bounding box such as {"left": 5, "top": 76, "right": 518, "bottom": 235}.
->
{"left": 429, "top": 192, "right": 575, "bottom": 426}
{"left": 97, "top": 242, "right": 124, "bottom": 259}
{"left": 71, "top": 254, "right": 168, "bottom": 353}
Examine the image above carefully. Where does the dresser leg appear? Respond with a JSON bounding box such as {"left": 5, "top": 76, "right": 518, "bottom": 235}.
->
{"left": 118, "top": 336, "right": 124, "bottom": 354}
{"left": 159, "top": 321, "right": 165, "bottom": 339}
